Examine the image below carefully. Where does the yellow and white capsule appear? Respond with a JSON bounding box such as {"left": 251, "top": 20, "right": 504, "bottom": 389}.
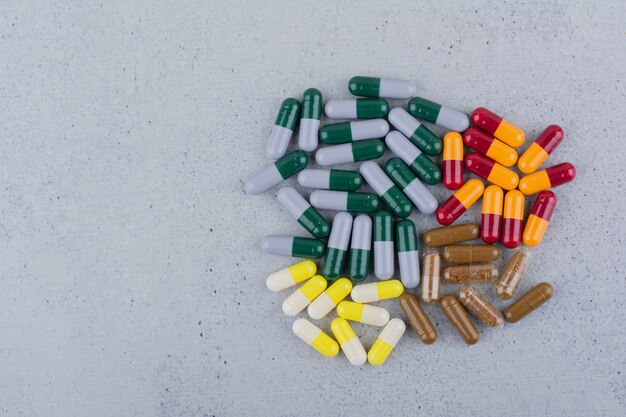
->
{"left": 292, "top": 318, "right": 339, "bottom": 357}
{"left": 367, "top": 318, "right": 406, "bottom": 366}
{"left": 266, "top": 260, "right": 317, "bottom": 292}
{"left": 307, "top": 278, "right": 353, "bottom": 320}
{"left": 350, "top": 280, "right": 404, "bottom": 303}
{"left": 282, "top": 275, "right": 327, "bottom": 316}
{"left": 336, "top": 301, "right": 390, "bottom": 327}
{"left": 331, "top": 318, "right": 367, "bottom": 366}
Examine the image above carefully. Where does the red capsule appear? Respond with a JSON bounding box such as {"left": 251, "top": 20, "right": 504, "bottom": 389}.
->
{"left": 436, "top": 179, "right": 484, "bottom": 226}
{"left": 523, "top": 191, "right": 558, "bottom": 246}
{"left": 464, "top": 153, "right": 519, "bottom": 191}
{"left": 518, "top": 162, "right": 576, "bottom": 195}
{"left": 480, "top": 185, "right": 503, "bottom": 244}
{"left": 463, "top": 128, "right": 518, "bottom": 167}
{"left": 518, "top": 125, "right": 564, "bottom": 174}
{"left": 443, "top": 132, "right": 464, "bottom": 190}
{"left": 471, "top": 107, "right": 525, "bottom": 148}
{"left": 501, "top": 190, "right": 524, "bottom": 249}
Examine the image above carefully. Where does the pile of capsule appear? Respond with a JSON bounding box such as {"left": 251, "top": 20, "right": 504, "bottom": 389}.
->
{"left": 246, "top": 76, "right": 576, "bottom": 366}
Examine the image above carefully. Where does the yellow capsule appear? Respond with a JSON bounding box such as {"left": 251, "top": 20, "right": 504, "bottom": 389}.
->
{"left": 486, "top": 139, "right": 518, "bottom": 167}
{"left": 494, "top": 119, "right": 525, "bottom": 148}
{"left": 307, "top": 278, "right": 352, "bottom": 320}
{"left": 282, "top": 275, "right": 327, "bottom": 316}
{"left": 292, "top": 318, "right": 339, "bottom": 357}
{"left": 518, "top": 142, "right": 549, "bottom": 174}
{"left": 331, "top": 318, "right": 367, "bottom": 366}
{"left": 266, "top": 260, "right": 317, "bottom": 292}
{"left": 518, "top": 170, "right": 551, "bottom": 195}
{"left": 368, "top": 318, "right": 406, "bottom": 366}
{"left": 487, "top": 163, "right": 519, "bottom": 191}
{"left": 336, "top": 301, "right": 390, "bottom": 326}
{"left": 351, "top": 280, "right": 404, "bottom": 303}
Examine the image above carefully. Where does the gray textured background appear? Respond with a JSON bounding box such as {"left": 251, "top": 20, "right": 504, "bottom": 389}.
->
{"left": 1, "top": 1, "right": 625, "bottom": 416}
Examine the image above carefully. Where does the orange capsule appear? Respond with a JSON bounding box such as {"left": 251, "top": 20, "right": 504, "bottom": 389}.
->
{"left": 518, "top": 162, "right": 576, "bottom": 195}
{"left": 465, "top": 153, "right": 519, "bottom": 191}
{"left": 471, "top": 107, "right": 525, "bottom": 148}
{"left": 480, "top": 185, "right": 504, "bottom": 244}
{"left": 443, "top": 132, "right": 464, "bottom": 190}
{"left": 523, "top": 191, "right": 557, "bottom": 246}
{"left": 518, "top": 125, "right": 564, "bottom": 174}
{"left": 435, "top": 179, "right": 484, "bottom": 226}
{"left": 501, "top": 190, "right": 524, "bottom": 249}
{"left": 463, "top": 128, "right": 518, "bottom": 167}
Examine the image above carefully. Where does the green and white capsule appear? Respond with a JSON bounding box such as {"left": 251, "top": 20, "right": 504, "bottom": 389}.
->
{"left": 261, "top": 235, "right": 326, "bottom": 259}
{"left": 360, "top": 161, "right": 413, "bottom": 218}
{"left": 277, "top": 186, "right": 330, "bottom": 239}
{"left": 322, "top": 212, "right": 353, "bottom": 280}
{"left": 267, "top": 98, "right": 301, "bottom": 160}
{"left": 245, "top": 150, "right": 308, "bottom": 195}
{"left": 373, "top": 210, "right": 394, "bottom": 280}
{"left": 348, "top": 214, "right": 372, "bottom": 282}
{"left": 384, "top": 158, "right": 438, "bottom": 214}
{"left": 348, "top": 76, "right": 417, "bottom": 99}
{"left": 388, "top": 107, "right": 442, "bottom": 155}
{"left": 319, "top": 119, "right": 390, "bottom": 144}
{"left": 297, "top": 169, "right": 363, "bottom": 191}
{"left": 315, "top": 139, "right": 385, "bottom": 166}
{"left": 385, "top": 131, "right": 442, "bottom": 185}
{"left": 396, "top": 219, "right": 421, "bottom": 289}
{"left": 325, "top": 98, "right": 390, "bottom": 119}
{"left": 408, "top": 96, "right": 470, "bottom": 132}
{"left": 298, "top": 88, "right": 323, "bottom": 152}
{"left": 310, "top": 190, "right": 379, "bottom": 213}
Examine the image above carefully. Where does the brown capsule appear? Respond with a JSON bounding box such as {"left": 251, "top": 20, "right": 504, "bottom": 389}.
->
{"left": 439, "top": 294, "right": 479, "bottom": 345}
{"left": 421, "top": 251, "right": 441, "bottom": 304}
{"left": 399, "top": 293, "right": 438, "bottom": 344}
{"left": 442, "top": 244, "right": 500, "bottom": 264}
{"left": 458, "top": 286, "right": 503, "bottom": 328}
{"left": 504, "top": 282, "right": 554, "bottom": 323}
{"left": 422, "top": 223, "right": 480, "bottom": 248}
{"left": 443, "top": 263, "right": 498, "bottom": 283}
{"left": 495, "top": 248, "right": 531, "bottom": 300}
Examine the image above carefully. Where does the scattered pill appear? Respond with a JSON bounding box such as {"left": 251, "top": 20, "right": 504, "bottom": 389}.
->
{"left": 351, "top": 280, "right": 404, "bottom": 303}
{"left": 373, "top": 210, "right": 395, "bottom": 280}
{"left": 310, "top": 190, "right": 380, "bottom": 213}
{"left": 277, "top": 186, "right": 330, "bottom": 238}
{"left": 348, "top": 76, "right": 416, "bottom": 99}
{"left": 501, "top": 190, "right": 524, "bottom": 248}
{"left": 458, "top": 286, "right": 504, "bottom": 328}
{"left": 480, "top": 185, "right": 504, "bottom": 244}
{"left": 319, "top": 119, "right": 390, "bottom": 144}
{"left": 388, "top": 107, "right": 442, "bottom": 155}
{"left": 436, "top": 178, "right": 484, "bottom": 226}
{"left": 518, "top": 162, "right": 576, "bottom": 195}
{"left": 421, "top": 251, "right": 441, "bottom": 304}
{"left": 368, "top": 318, "right": 406, "bottom": 365}
{"left": 337, "top": 301, "right": 390, "bottom": 327}
{"left": 396, "top": 219, "right": 421, "bottom": 289}
{"left": 504, "top": 282, "right": 554, "bottom": 323}
{"left": 495, "top": 248, "right": 531, "bottom": 300}
{"left": 282, "top": 275, "right": 327, "bottom": 316}
{"left": 292, "top": 318, "right": 339, "bottom": 357}
{"left": 322, "top": 212, "right": 353, "bottom": 280}
{"left": 518, "top": 125, "right": 564, "bottom": 174}
{"left": 266, "top": 260, "right": 317, "bottom": 292}
{"left": 267, "top": 98, "right": 301, "bottom": 160}
{"left": 325, "top": 98, "right": 390, "bottom": 119}
{"left": 443, "top": 131, "right": 464, "bottom": 190}
{"left": 399, "top": 293, "right": 437, "bottom": 344}
{"left": 440, "top": 294, "right": 479, "bottom": 345}
{"left": 443, "top": 263, "right": 498, "bottom": 283}
{"left": 385, "top": 131, "right": 442, "bottom": 185}
{"left": 298, "top": 88, "right": 322, "bottom": 152}
{"left": 384, "top": 157, "right": 438, "bottom": 214}
{"left": 308, "top": 278, "right": 352, "bottom": 320}
{"left": 407, "top": 96, "right": 470, "bottom": 132}
{"left": 471, "top": 107, "right": 525, "bottom": 148}
{"left": 315, "top": 139, "right": 386, "bottom": 166}
{"left": 464, "top": 153, "right": 519, "bottom": 191}
{"left": 360, "top": 161, "right": 413, "bottom": 218}
{"left": 348, "top": 215, "right": 372, "bottom": 282}
{"left": 331, "top": 318, "right": 367, "bottom": 366}
{"left": 463, "top": 127, "right": 518, "bottom": 167}
{"left": 423, "top": 223, "right": 480, "bottom": 247}
{"left": 523, "top": 190, "right": 557, "bottom": 246}
{"left": 246, "top": 150, "right": 308, "bottom": 195}
{"left": 442, "top": 244, "right": 500, "bottom": 263}
{"left": 261, "top": 235, "right": 325, "bottom": 258}
{"left": 298, "top": 168, "right": 363, "bottom": 191}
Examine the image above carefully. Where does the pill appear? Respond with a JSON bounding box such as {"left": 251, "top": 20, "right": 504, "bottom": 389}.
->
{"left": 407, "top": 96, "right": 470, "bottom": 132}
{"left": 307, "top": 278, "right": 352, "bottom": 320}
{"left": 436, "top": 178, "right": 484, "bottom": 226}
{"left": 368, "top": 318, "right": 406, "bottom": 365}
{"left": 348, "top": 76, "right": 416, "bottom": 99}
{"left": 458, "top": 286, "right": 504, "bottom": 328}
{"left": 399, "top": 293, "right": 437, "bottom": 344}
{"left": 267, "top": 98, "right": 301, "bottom": 160}
{"left": 504, "top": 282, "right": 554, "bottom": 323}
{"left": 282, "top": 275, "right": 327, "bottom": 316}
{"left": 523, "top": 190, "right": 557, "bottom": 246}
{"left": 337, "top": 301, "right": 390, "bottom": 326}
{"left": 322, "top": 212, "right": 353, "bottom": 280}
{"left": 421, "top": 251, "right": 441, "bottom": 304}
{"left": 298, "top": 168, "right": 363, "bottom": 191}
{"left": 495, "top": 248, "right": 531, "bottom": 300}
{"left": 443, "top": 263, "right": 498, "bottom": 283}
{"left": 298, "top": 88, "right": 322, "bottom": 152}
{"left": 266, "top": 260, "right": 317, "bottom": 292}
{"left": 319, "top": 119, "right": 390, "bottom": 144}
{"left": 351, "top": 280, "right": 404, "bottom": 303}
{"left": 396, "top": 219, "right": 421, "bottom": 289}
{"left": 480, "top": 185, "right": 504, "bottom": 244}
{"left": 246, "top": 150, "right": 308, "bottom": 195}
{"left": 325, "top": 98, "right": 390, "bottom": 119}
{"left": 439, "top": 294, "right": 480, "bottom": 345}
{"left": 462, "top": 127, "right": 518, "bottom": 167}
{"left": 348, "top": 215, "right": 372, "bottom": 282}
{"left": 388, "top": 107, "right": 442, "bottom": 155}
{"left": 464, "top": 153, "right": 519, "bottom": 191}
{"left": 360, "top": 161, "right": 413, "bottom": 218}
{"left": 442, "top": 244, "right": 500, "bottom": 264}
{"left": 315, "top": 139, "right": 386, "bottom": 166}
{"left": 331, "top": 318, "right": 367, "bottom": 366}
{"left": 292, "top": 318, "right": 339, "bottom": 357}
{"left": 443, "top": 131, "right": 464, "bottom": 190}
{"left": 501, "top": 190, "right": 525, "bottom": 248}
{"left": 385, "top": 131, "right": 442, "bottom": 185}
{"left": 277, "top": 186, "right": 330, "bottom": 239}
{"left": 384, "top": 157, "right": 438, "bottom": 215}
{"left": 261, "top": 235, "right": 326, "bottom": 259}
{"left": 518, "top": 162, "right": 576, "bottom": 195}
{"left": 310, "top": 190, "right": 380, "bottom": 213}
{"left": 471, "top": 107, "right": 525, "bottom": 148}
{"left": 422, "top": 223, "right": 480, "bottom": 247}
{"left": 518, "top": 125, "right": 564, "bottom": 174}
{"left": 373, "top": 210, "right": 395, "bottom": 280}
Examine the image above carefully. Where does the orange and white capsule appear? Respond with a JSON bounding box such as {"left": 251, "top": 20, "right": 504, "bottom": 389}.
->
{"left": 481, "top": 185, "right": 503, "bottom": 244}
{"left": 436, "top": 179, "right": 484, "bottom": 226}
{"left": 443, "top": 132, "right": 464, "bottom": 190}
{"left": 518, "top": 125, "right": 564, "bottom": 174}
{"left": 523, "top": 191, "right": 557, "bottom": 246}
{"left": 471, "top": 107, "right": 525, "bottom": 147}
{"left": 501, "top": 190, "right": 524, "bottom": 249}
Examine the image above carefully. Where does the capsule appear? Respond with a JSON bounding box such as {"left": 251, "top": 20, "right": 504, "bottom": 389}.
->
{"left": 442, "top": 244, "right": 500, "bottom": 263}
{"left": 480, "top": 185, "right": 504, "bottom": 244}
{"left": 388, "top": 107, "right": 442, "bottom": 155}
{"left": 297, "top": 168, "right": 363, "bottom": 191}
{"left": 277, "top": 186, "right": 330, "bottom": 239}
{"left": 266, "top": 260, "right": 317, "bottom": 292}
{"left": 421, "top": 251, "right": 441, "bottom": 304}
{"left": 261, "top": 235, "right": 325, "bottom": 259}
{"left": 396, "top": 219, "right": 420, "bottom": 289}
{"left": 325, "top": 98, "right": 390, "bottom": 119}
{"left": 322, "top": 212, "right": 353, "bottom": 280}
{"left": 501, "top": 190, "right": 524, "bottom": 248}
{"left": 368, "top": 318, "right": 406, "bottom": 365}
{"left": 495, "top": 248, "right": 531, "bottom": 300}
{"left": 439, "top": 294, "right": 480, "bottom": 345}
{"left": 471, "top": 107, "right": 525, "bottom": 148}
{"left": 504, "top": 282, "right": 554, "bottom": 323}
{"left": 315, "top": 139, "right": 386, "bottom": 166}
{"left": 267, "top": 98, "right": 301, "bottom": 160}
{"left": 518, "top": 162, "right": 576, "bottom": 195}
{"left": 307, "top": 278, "right": 352, "bottom": 320}
{"left": 518, "top": 125, "right": 564, "bottom": 174}
{"left": 351, "top": 280, "right": 404, "bottom": 303}
{"left": 458, "top": 286, "right": 504, "bottom": 328}
{"left": 385, "top": 131, "right": 441, "bottom": 185}
{"left": 348, "top": 76, "right": 416, "bottom": 99}
{"left": 246, "top": 150, "right": 308, "bottom": 195}
{"left": 384, "top": 158, "right": 438, "bottom": 215}
{"left": 407, "top": 97, "right": 470, "bottom": 132}
{"left": 292, "top": 318, "right": 339, "bottom": 357}
{"left": 523, "top": 190, "right": 557, "bottom": 246}
{"left": 337, "top": 301, "right": 390, "bottom": 326}
{"left": 422, "top": 223, "right": 480, "bottom": 247}
{"left": 310, "top": 190, "right": 379, "bottom": 213}
{"left": 348, "top": 215, "right": 372, "bottom": 282}
{"left": 463, "top": 127, "right": 518, "bottom": 167}
{"left": 443, "top": 132, "right": 464, "bottom": 190}
{"left": 436, "top": 178, "right": 484, "bottom": 226}
{"left": 399, "top": 293, "right": 437, "bottom": 344}
{"left": 319, "top": 119, "right": 390, "bottom": 144}
{"left": 331, "top": 318, "right": 367, "bottom": 366}
{"left": 298, "top": 88, "right": 322, "bottom": 152}
{"left": 373, "top": 210, "right": 394, "bottom": 280}
{"left": 443, "top": 263, "right": 498, "bottom": 283}
{"left": 282, "top": 275, "right": 327, "bottom": 316}
{"left": 464, "top": 153, "right": 519, "bottom": 191}
{"left": 360, "top": 161, "right": 413, "bottom": 218}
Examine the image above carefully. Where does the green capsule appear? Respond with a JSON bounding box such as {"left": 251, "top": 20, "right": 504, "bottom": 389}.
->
{"left": 388, "top": 107, "right": 442, "bottom": 155}
{"left": 262, "top": 235, "right": 325, "bottom": 258}
{"left": 246, "top": 150, "right": 308, "bottom": 195}
{"left": 409, "top": 153, "right": 442, "bottom": 185}
{"left": 396, "top": 219, "right": 420, "bottom": 289}
{"left": 348, "top": 215, "right": 372, "bottom": 282}
{"left": 277, "top": 186, "right": 330, "bottom": 239}
{"left": 316, "top": 139, "right": 386, "bottom": 166}
{"left": 323, "top": 212, "right": 353, "bottom": 280}
{"left": 298, "top": 168, "right": 362, "bottom": 191}
{"left": 408, "top": 97, "right": 470, "bottom": 132}
{"left": 373, "top": 210, "right": 395, "bottom": 279}
{"left": 360, "top": 161, "right": 413, "bottom": 218}
{"left": 384, "top": 158, "right": 439, "bottom": 214}
{"left": 310, "top": 190, "right": 379, "bottom": 213}
{"left": 299, "top": 88, "right": 323, "bottom": 151}
{"left": 348, "top": 76, "right": 416, "bottom": 99}
{"left": 385, "top": 131, "right": 442, "bottom": 185}
{"left": 319, "top": 119, "right": 390, "bottom": 145}
{"left": 301, "top": 88, "right": 322, "bottom": 120}
{"left": 325, "top": 98, "right": 389, "bottom": 119}
{"left": 268, "top": 98, "right": 301, "bottom": 159}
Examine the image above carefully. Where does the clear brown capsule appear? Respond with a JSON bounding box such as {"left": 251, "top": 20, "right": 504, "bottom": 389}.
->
{"left": 439, "top": 294, "right": 479, "bottom": 345}
{"left": 458, "top": 286, "right": 503, "bottom": 328}
{"left": 421, "top": 250, "right": 441, "bottom": 304}
{"left": 443, "top": 263, "right": 498, "bottom": 283}
{"left": 504, "top": 282, "right": 554, "bottom": 323}
{"left": 399, "top": 293, "right": 438, "bottom": 344}
{"left": 442, "top": 244, "right": 500, "bottom": 264}
{"left": 495, "top": 247, "right": 531, "bottom": 300}
{"left": 422, "top": 223, "right": 480, "bottom": 248}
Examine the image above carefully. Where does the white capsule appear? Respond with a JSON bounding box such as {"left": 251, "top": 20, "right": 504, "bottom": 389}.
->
{"left": 277, "top": 186, "right": 309, "bottom": 218}
{"left": 403, "top": 178, "right": 438, "bottom": 214}
{"left": 282, "top": 275, "right": 327, "bottom": 316}
{"left": 267, "top": 125, "right": 293, "bottom": 160}
{"left": 266, "top": 260, "right": 317, "bottom": 292}
{"left": 330, "top": 318, "right": 367, "bottom": 366}
{"left": 307, "top": 278, "right": 352, "bottom": 320}
{"left": 388, "top": 107, "right": 422, "bottom": 139}
{"left": 292, "top": 318, "right": 339, "bottom": 357}
{"left": 436, "top": 106, "right": 470, "bottom": 132}
{"left": 310, "top": 190, "right": 349, "bottom": 211}
{"left": 336, "top": 301, "right": 390, "bottom": 327}
{"left": 327, "top": 212, "right": 353, "bottom": 250}
{"left": 351, "top": 215, "right": 372, "bottom": 251}
{"left": 385, "top": 131, "right": 422, "bottom": 165}
{"left": 261, "top": 235, "right": 293, "bottom": 256}
{"left": 359, "top": 161, "right": 394, "bottom": 196}
{"left": 398, "top": 250, "right": 420, "bottom": 289}
{"left": 298, "top": 169, "right": 331, "bottom": 189}
{"left": 324, "top": 99, "right": 358, "bottom": 119}
{"left": 245, "top": 164, "right": 283, "bottom": 195}
{"left": 350, "top": 119, "right": 390, "bottom": 140}
{"left": 315, "top": 143, "right": 354, "bottom": 166}
{"left": 298, "top": 118, "right": 320, "bottom": 152}
{"left": 374, "top": 240, "right": 394, "bottom": 280}
{"left": 377, "top": 318, "right": 406, "bottom": 347}
{"left": 378, "top": 78, "right": 417, "bottom": 99}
